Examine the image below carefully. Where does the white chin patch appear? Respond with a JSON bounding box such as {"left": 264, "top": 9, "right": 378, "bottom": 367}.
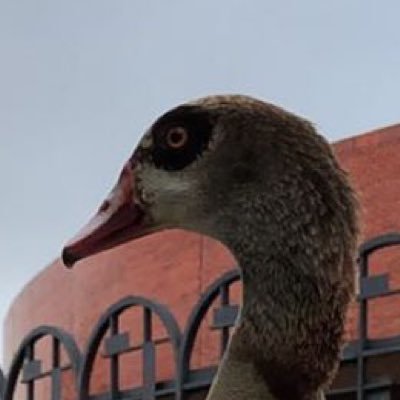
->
{"left": 162, "top": 177, "right": 193, "bottom": 194}
{"left": 141, "top": 167, "right": 194, "bottom": 199}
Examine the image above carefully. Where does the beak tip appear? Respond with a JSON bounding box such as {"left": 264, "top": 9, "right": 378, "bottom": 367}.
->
{"left": 62, "top": 247, "right": 79, "bottom": 269}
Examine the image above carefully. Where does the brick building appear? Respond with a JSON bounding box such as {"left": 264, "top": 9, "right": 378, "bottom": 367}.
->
{"left": 3, "top": 123, "right": 400, "bottom": 400}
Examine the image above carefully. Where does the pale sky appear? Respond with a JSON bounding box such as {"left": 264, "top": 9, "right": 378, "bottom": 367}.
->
{"left": 1, "top": 0, "right": 400, "bottom": 360}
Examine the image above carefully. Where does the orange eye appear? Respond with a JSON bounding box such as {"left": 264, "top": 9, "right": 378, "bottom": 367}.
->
{"left": 165, "top": 127, "right": 189, "bottom": 149}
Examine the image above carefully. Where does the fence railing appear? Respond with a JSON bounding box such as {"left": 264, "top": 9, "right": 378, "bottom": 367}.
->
{"left": 2, "top": 233, "right": 400, "bottom": 400}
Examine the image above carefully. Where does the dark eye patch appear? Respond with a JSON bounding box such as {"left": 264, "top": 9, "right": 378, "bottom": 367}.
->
{"left": 150, "top": 105, "right": 214, "bottom": 171}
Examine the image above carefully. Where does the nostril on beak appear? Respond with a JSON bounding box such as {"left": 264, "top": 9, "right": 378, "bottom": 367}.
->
{"left": 99, "top": 200, "right": 111, "bottom": 213}
{"left": 62, "top": 248, "right": 79, "bottom": 269}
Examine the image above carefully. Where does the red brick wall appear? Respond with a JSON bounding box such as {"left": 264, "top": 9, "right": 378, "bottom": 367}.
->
{"left": 4, "top": 123, "right": 400, "bottom": 397}
{"left": 335, "top": 124, "right": 400, "bottom": 341}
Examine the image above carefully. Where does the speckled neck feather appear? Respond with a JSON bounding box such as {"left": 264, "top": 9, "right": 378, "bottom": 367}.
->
{"left": 209, "top": 182, "right": 357, "bottom": 399}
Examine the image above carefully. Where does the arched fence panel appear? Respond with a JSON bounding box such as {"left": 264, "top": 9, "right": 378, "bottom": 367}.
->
{"left": 177, "top": 269, "right": 241, "bottom": 399}
{"left": 352, "top": 232, "right": 400, "bottom": 400}
{"left": 78, "top": 296, "right": 181, "bottom": 400}
{"left": 4, "top": 325, "right": 81, "bottom": 400}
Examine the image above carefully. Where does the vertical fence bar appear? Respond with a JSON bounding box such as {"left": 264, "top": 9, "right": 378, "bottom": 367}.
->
{"left": 0, "top": 369, "right": 5, "bottom": 400}
{"left": 143, "top": 308, "right": 156, "bottom": 400}
{"left": 25, "top": 344, "right": 34, "bottom": 400}
{"left": 110, "top": 315, "right": 119, "bottom": 399}
{"left": 220, "top": 284, "right": 230, "bottom": 357}
{"left": 357, "top": 253, "right": 368, "bottom": 400}
{"left": 51, "top": 338, "right": 61, "bottom": 400}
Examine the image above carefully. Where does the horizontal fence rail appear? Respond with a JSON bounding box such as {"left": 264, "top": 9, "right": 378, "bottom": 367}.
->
{"left": 2, "top": 232, "right": 400, "bottom": 400}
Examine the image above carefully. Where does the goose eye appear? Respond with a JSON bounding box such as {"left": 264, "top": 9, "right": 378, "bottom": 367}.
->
{"left": 165, "top": 127, "right": 188, "bottom": 149}
{"left": 150, "top": 105, "right": 213, "bottom": 171}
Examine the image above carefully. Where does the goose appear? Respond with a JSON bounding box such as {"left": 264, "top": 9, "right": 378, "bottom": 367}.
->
{"left": 62, "top": 95, "right": 359, "bottom": 400}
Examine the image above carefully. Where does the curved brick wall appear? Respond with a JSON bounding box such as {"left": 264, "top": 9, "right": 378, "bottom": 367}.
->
{"left": 3, "top": 123, "right": 400, "bottom": 396}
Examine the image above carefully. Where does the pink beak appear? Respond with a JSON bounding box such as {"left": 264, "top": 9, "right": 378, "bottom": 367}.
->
{"left": 62, "top": 160, "right": 151, "bottom": 268}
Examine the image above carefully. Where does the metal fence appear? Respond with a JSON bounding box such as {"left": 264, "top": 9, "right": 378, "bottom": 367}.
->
{"left": 2, "top": 233, "right": 400, "bottom": 400}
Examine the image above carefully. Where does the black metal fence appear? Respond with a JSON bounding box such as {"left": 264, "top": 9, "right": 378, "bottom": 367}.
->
{"left": 2, "top": 233, "right": 400, "bottom": 400}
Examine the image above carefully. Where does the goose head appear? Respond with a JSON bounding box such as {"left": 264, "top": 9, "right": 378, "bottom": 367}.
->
{"left": 62, "top": 95, "right": 357, "bottom": 267}
{"left": 62, "top": 95, "right": 359, "bottom": 400}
